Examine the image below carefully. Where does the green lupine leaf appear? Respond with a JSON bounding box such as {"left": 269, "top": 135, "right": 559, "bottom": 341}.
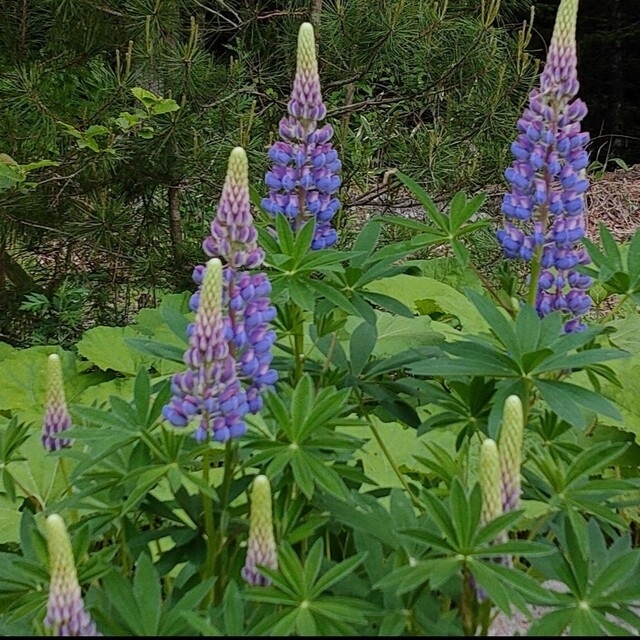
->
{"left": 292, "top": 218, "right": 316, "bottom": 263}
{"left": 449, "top": 479, "right": 477, "bottom": 548}
{"left": 307, "top": 279, "right": 361, "bottom": 316}
{"left": 527, "top": 608, "right": 574, "bottom": 636}
{"left": 275, "top": 212, "right": 295, "bottom": 255}
{"left": 311, "top": 597, "right": 375, "bottom": 624}
{"left": 589, "top": 551, "right": 640, "bottom": 600}
{"left": 372, "top": 561, "right": 431, "bottom": 595}
{"left": 626, "top": 227, "right": 640, "bottom": 285}
{"left": 132, "top": 554, "right": 161, "bottom": 635}
{"left": 309, "top": 552, "right": 367, "bottom": 599}
{"left": 361, "top": 291, "right": 415, "bottom": 317}
{"left": 302, "top": 538, "right": 325, "bottom": 595}
{"left": 468, "top": 559, "right": 515, "bottom": 614}
{"left": 392, "top": 170, "right": 448, "bottom": 231}
{"left": 350, "top": 321, "right": 377, "bottom": 376}
{"left": 420, "top": 491, "right": 459, "bottom": 546}
{"left": 531, "top": 347, "right": 629, "bottom": 374}
{"left": 289, "top": 277, "right": 317, "bottom": 310}
{"left": 351, "top": 220, "right": 381, "bottom": 267}
{"left": 563, "top": 442, "right": 628, "bottom": 487}
{"left": 465, "top": 290, "right": 521, "bottom": 360}
{"left": 514, "top": 303, "right": 542, "bottom": 353}
{"left": 181, "top": 612, "right": 223, "bottom": 637}
{"left": 291, "top": 375, "right": 315, "bottom": 441}
{"left": 291, "top": 451, "right": 315, "bottom": 499}
{"left": 299, "top": 450, "right": 349, "bottom": 500}
{"left": 124, "top": 338, "right": 184, "bottom": 365}
{"left": 400, "top": 527, "right": 456, "bottom": 553}
{"left": 535, "top": 379, "right": 622, "bottom": 425}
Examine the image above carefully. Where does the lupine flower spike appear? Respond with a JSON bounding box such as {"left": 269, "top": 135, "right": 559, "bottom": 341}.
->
{"left": 498, "top": 395, "right": 524, "bottom": 513}
{"left": 475, "top": 438, "right": 505, "bottom": 600}
{"left": 497, "top": 0, "right": 592, "bottom": 332}
{"left": 242, "top": 474, "right": 278, "bottom": 586}
{"left": 163, "top": 258, "right": 250, "bottom": 442}
{"left": 163, "top": 148, "right": 277, "bottom": 442}
{"left": 262, "top": 22, "right": 342, "bottom": 250}
{"left": 44, "top": 514, "right": 100, "bottom": 636}
{"left": 42, "top": 354, "right": 72, "bottom": 452}
{"left": 480, "top": 439, "right": 503, "bottom": 527}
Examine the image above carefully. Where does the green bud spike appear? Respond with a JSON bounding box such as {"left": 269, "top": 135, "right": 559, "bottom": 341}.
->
{"left": 242, "top": 474, "right": 278, "bottom": 586}
{"left": 480, "top": 438, "right": 503, "bottom": 525}
{"left": 44, "top": 514, "right": 100, "bottom": 636}
{"left": 498, "top": 395, "right": 524, "bottom": 512}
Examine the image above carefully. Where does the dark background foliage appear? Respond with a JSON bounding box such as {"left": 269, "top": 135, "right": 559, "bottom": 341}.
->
{"left": 0, "top": 0, "right": 638, "bottom": 348}
{"left": 522, "top": 0, "right": 640, "bottom": 166}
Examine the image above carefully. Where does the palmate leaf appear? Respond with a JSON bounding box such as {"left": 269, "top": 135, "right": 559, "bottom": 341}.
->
{"left": 533, "top": 379, "right": 621, "bottom": 429}
{"left": 372, "top": 559, "right": 453, "bottom": 596}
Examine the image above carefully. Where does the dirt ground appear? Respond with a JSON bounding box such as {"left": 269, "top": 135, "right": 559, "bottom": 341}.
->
{"left": 343, "top": 163, "right": 640, "bottom": 243}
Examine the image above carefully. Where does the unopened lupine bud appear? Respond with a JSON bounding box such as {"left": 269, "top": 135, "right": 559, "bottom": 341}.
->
{"left": 262, "top": 22, "right": 341, "bottom": 250}
{"left": 241, "top": 475, "right": 278, "bottom": 586}
{"left": 498, "top": 395, "right": 524, "bottom": 513}
{"left": 203, "top": 147, "right": 264, "bottom": 270}
{"left": 42, "top": 354, "right": 72, "bottom": 452}
{"left": 497, "top": 0, "right": 592, "bottom": 333}
{"left": 44, "top": 514, "right": 100, "bottom": 636}
{"left": 480, "top": 439, "right": 503, "bottom": 525}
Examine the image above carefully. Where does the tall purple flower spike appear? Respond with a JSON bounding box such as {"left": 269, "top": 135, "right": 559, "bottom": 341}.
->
{"left": 262, "top": 22, "right": 342, "bottom": 250}
{"left": 497, "top": 0, "right": 592, "bottom": 333}
{"left": 42, "top": 354, "right": 73, "bottom": 452}
{"left": 163, "top": 148, "right": 277, "bottom": 442}
{"left": 163, "top": 258, "right": 249, "bottom": 443}
{"left": 44, "top": 514, "right": 101, "bottom": 636}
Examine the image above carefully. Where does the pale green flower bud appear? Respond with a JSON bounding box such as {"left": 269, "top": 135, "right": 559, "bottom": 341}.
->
{"left": 242, "top": 474, "right": 277, "bottom": 586}
{"left": 498, "top": 395, "right": 524, "bottom": 512}
{"left": 44, "top": 514, "right": 100, "bottom": 636}
{"left": 42, "top": 354, "right": 72, "bottom": 452}
{"left": 480, "top": 438, "right": 503, "bottom": 525}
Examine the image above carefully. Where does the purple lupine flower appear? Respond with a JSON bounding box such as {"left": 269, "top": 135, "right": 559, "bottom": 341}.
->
{"left": 202, "top": 147, "right": 277, "bottom": 415}
{"left": 242, "top": 475, "right": 278, "bottom": 586}
{"left": 497, "top": 395, "right": 524, "bottom": 514}
{"left": 42, "top": 354, "right": 72, "bottom": 452}
{"left": 497, "top": 0, "right": 592, "bottom": 332}
{"left": 262, "top": 22, "right": 341, "bottom": 250}
{"left": 163, "top": 257, "right": 250, "bottom": 443}
{"left": 44, "top": 514, "right": 101, "bottom": 637}
{"left": 164, "top": 148, "right": 277, "bottom": 441}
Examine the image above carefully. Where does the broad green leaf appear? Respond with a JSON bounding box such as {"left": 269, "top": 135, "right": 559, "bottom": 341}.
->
{"left": 78, "top": 327, "right": 156, "bottom": 375}
{"left": 363, "top": 275, "right": 488, "bottom": 332}
{"left": 534, "top": 379, "right": 621, "bottom": 428}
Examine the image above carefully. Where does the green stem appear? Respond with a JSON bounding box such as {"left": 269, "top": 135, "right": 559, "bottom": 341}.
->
{"left": 291, "top": 303, "right": 305, "bottom": 383}
{"left": 527, "top": 242, "right": 543, "bottom": 308}
{"left": 320, "top": 331, "right": 338, "bottom": 374}
{"left": 361, "top": 402, "right": 426, "bottom": 512}
{"left": 461, "top": 566, "right": 477, "bottom": 636}
{"left": 213, "top": 440, "right": 237, "bottom": 603}
{"left": 58, "top": 458, "right": 78, "bottom": 524}
{"left": 526, "top": 200, "right": 550, "bottom": 309}
{"left": 201, "top": 446, "right": 216, "bottom": 603}
{"left": 599, "top": 293, "right": 630, "bottom": 324}
{"left": 469, "top": 260, "right": 513, "bottom": 314}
